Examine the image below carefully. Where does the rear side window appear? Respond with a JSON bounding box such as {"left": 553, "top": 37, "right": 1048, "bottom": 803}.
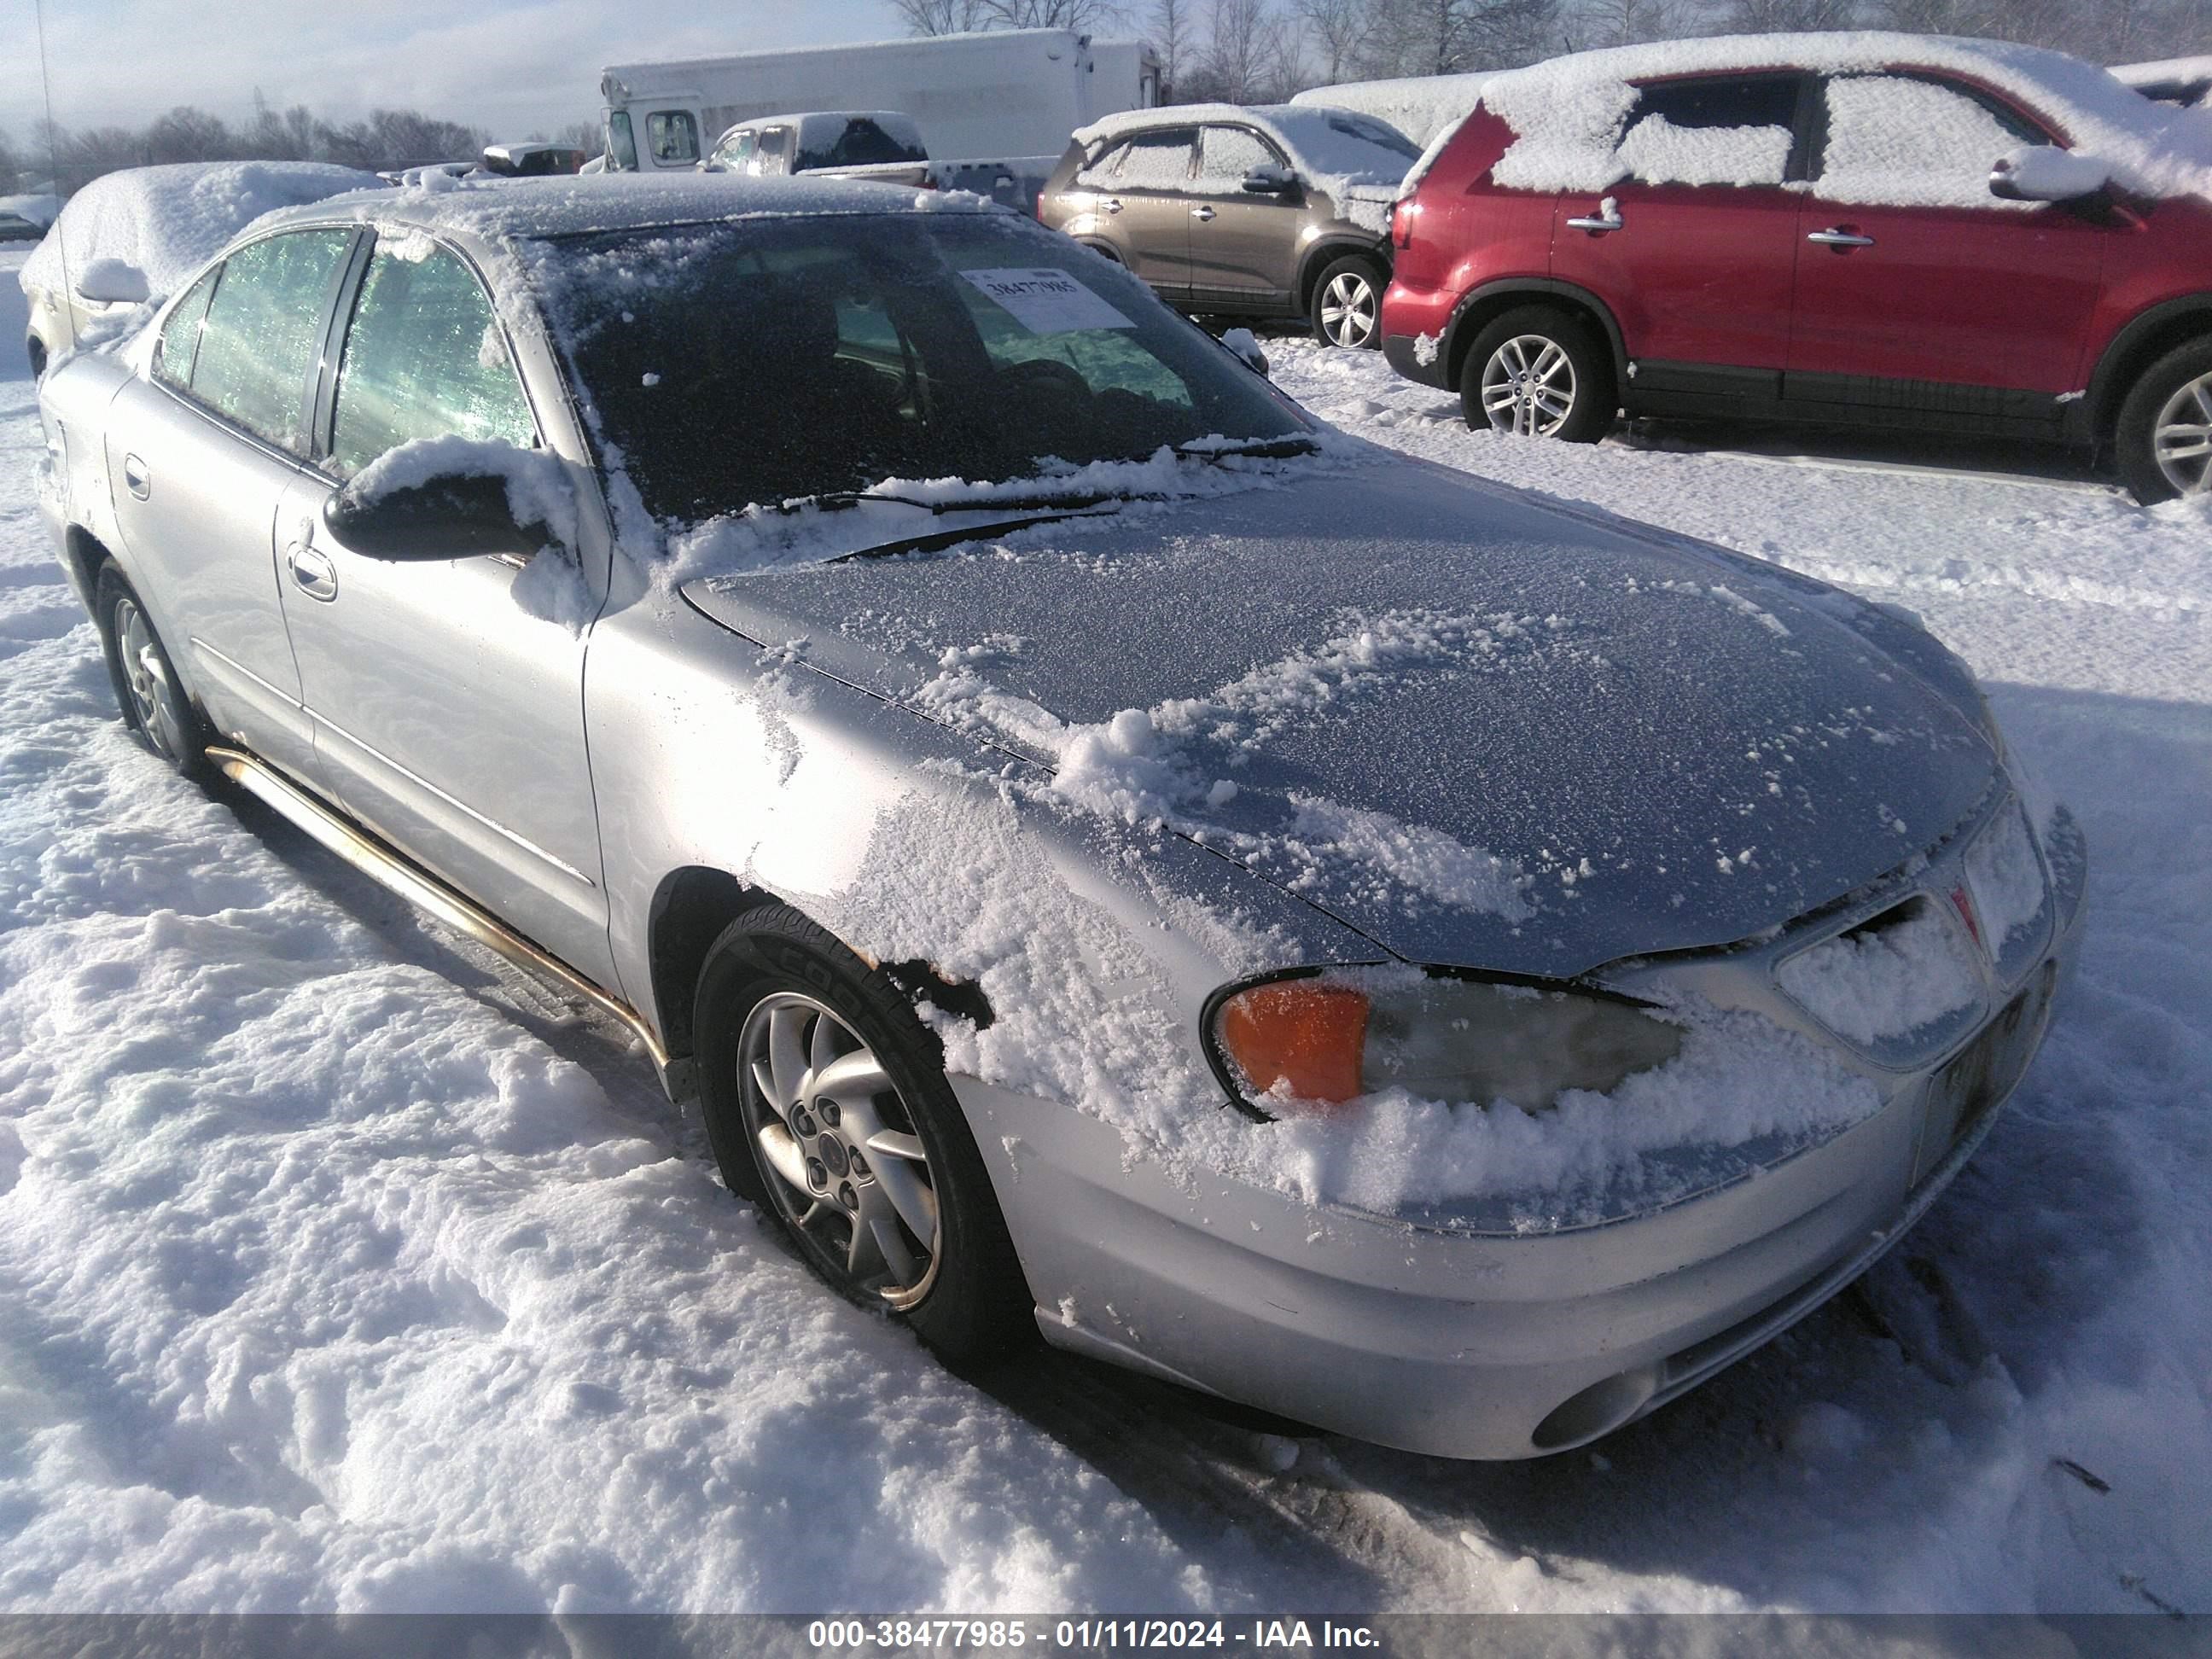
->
{"left": 756, "top": 126, "right": 792, "bottom": 172}
{"left": 1112, "top": 129, "right": 1197, "bottom": 189}
{"left": 647, "top": 110, "right": 698, "bottom": 165}
{"left": 154, "top": 266, "right": 219, "bottom": 387}
{"left": 1619, "top": 74, "right": 1803, "bottom": 187}
{"left": 186, "top": 229, "right": 354, "bottom": 449}
{"left": 329, "top": 241, "right": 537, "bottom": 479}
{"left": 1819, "top": 75, "right": 2047, "bottom": 209}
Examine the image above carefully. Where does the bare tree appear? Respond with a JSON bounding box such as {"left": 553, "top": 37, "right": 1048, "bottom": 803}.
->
{"left": 1151, "top": 0, "right": 1194, "bottom": 96}
{"left": 888, "top": 0, "right": 992, "bottom": 32}
{"left": 1563, "top": 0, "right": 1679, "bottom": 45}
{"left": 1357, "top": 0, "right": 1555, "bottom": 77}
{"left": 1710, "top": 0, "right": 1859, "bottom": 27}
{"left": 1296, "top": 0, "right": 1368, "bottom": 84}
{"left": 146, "top": 107, "right": 234, "bottom": 164}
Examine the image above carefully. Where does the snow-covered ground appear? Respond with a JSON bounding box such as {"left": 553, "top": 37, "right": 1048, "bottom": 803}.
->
{"left": 1, "top": 243, "right": 2206, "bottom": 1617}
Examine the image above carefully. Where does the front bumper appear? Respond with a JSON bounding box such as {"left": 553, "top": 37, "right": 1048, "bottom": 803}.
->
{"left": 959, "top": 818, "right": 2086, "bottom": 1460}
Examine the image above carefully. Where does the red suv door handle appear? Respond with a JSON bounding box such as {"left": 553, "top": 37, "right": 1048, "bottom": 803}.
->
{"left": 1566, "top": 207, "right": 1624, "bottom": 233}
{"left": 1807, "top": 228, "right": 1876, "bottom": 247}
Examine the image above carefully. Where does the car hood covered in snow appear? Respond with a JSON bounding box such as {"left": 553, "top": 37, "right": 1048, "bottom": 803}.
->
{"left": 684, "top": 461, "right": 1997, "bottom": 976}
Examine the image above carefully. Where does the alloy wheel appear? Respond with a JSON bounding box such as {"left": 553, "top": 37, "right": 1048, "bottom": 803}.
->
{"left": 114, "top": 596, "right": 189, "bottom": 764}
{"left": 2152, "top": 370, "right": 2212, "bottom": 497}
{"left": 1479, "top": 335, "right": 1579, "bottom": 437}
{"left": 737, "top": 991, "right": 940, "bottom": 1307}
{"left": 1319, "top": 271, "right": 1378, "bottom": 348}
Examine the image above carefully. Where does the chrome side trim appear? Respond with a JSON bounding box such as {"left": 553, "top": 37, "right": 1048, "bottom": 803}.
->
{"left": 306, "top": 711, "right": 597, "bottom": 888}
{"left": 189, "top": 637, "right": 305, "bottom": 713}
{"left": 209, "top": 745, "right": 667, "bottom": 1068}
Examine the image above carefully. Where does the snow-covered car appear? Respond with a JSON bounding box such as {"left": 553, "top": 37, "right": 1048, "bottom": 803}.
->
{"left": 36, "top": 174, "right": 2086, "bottom": 1460}
{"left": 19, "top": 160, "right": 379, "bottom": 378}
{"left": 2111, "top": 54, "right": 2212, "bottom": 108}
{"left": 701, "top": 111, "right": 934, "bottom": 188}
{"left": 0, "top": 192, "right": 57, "bottom": 242}
{"left": 1383, "top": 33, "right": 2212, "bottom": 504}
{"left": 1038, "top": 104, "right": 1422, "bottom": 347}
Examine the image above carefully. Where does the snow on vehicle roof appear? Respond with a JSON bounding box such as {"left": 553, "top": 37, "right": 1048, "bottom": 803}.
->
{"left": 255, "top": 171, "right": 992, "bottom": 248}
{"left": 2110, "top": 54, "right": 2212, "bottom": 88}
{"left": 1463, "top": 33, "right": 2212, "bottom": 203}
{"left": 1072, "top": 102, "right": 1419, "bottom": 190}
{"left": 19, "top": 160, "right": 377, "bottom": 302}
{"left": 1290, "top": 73, "right": 1493, "bottom": 147}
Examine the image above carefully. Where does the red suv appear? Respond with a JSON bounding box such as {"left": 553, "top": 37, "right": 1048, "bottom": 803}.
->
{"left": 1382, "top": 35, "right": 2212, "bottom": 502}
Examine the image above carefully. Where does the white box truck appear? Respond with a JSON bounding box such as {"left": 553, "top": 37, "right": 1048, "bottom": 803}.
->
{"left": 599, "top": 28, "right": 1160, "bottom": 208}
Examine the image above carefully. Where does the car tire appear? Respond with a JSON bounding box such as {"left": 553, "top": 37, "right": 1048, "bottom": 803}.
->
{"left": 1308, "top": 254, "right": 1385, "bottom": 350}
{"left": 2114, "top": 334, "right": 2212, "bottom": 504}
{"left": 1459, "top": 306, "right": 1614, "bottom": 441}
{"left": 93, "top": 563, "right": 214, "bottom": 782}
{"left": 694, "top": 905, "right": 1031, "bottom": 1365}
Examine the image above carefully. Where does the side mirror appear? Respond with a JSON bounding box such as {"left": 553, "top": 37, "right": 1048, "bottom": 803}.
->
{"left": 1240, "top": 165, "right": 1298, "bottom": 196}
{"left": 1220, "top": 326, "right": 1270, "bottom": 378}
{"left": 75, "top": 258, "right": 148, "bottom": 305}
{"left": 323, "top": 466, "right": 554, "bottom": 560}
{"left": 1989, "top": 146, "right": 2112, "bottom": 204}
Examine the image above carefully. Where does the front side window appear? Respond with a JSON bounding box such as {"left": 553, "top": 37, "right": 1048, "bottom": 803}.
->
{"left": 187, "top": 228, "right": 354, "bottom": 448}
{"left": 329, "top": 240, "right": 536, "bottom": 479}
{"left": 1819, "top": 74, "right": 2047, "bottom": 209}
{"left": 607, "top": 110, "right": 638, "bottom": 172}
{"left": 528, "top": 213, "right": 1307, "bottom": 523}
{"left": 713, "top": 129, "right": 757, "bottom": 171}
{"left": 647, "top": 109, "right": 699, "bottom": 166}
{"left": 1197, "top": 126, "right": 1284, "bottom": 189}
{"left": 1618, "top": 74, "right": 1802, "bottom": 187}
{"left": 154, "top": 265, "right": 220, "bottom": 387}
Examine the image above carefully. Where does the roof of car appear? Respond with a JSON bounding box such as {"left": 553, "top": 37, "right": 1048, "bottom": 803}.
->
{"left": 250, "top": 171, "right": 993, "bottom": 247}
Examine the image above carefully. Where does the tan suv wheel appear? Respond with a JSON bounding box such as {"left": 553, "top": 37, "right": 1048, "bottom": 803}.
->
{"left": 1309, "top": 254, "right": 1384, "bottom": 350}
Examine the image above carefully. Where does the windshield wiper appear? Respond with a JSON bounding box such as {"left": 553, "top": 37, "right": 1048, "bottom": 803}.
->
{"left": 791, "top": 486, "right": 1157, "bottom": 515}
{"left": 1172, "top": 435, "right": 1322, "bottom": 463}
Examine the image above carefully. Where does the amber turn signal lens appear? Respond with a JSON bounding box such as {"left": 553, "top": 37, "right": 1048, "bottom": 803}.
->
{"left": 1216, "top": 981, "right": 1370, "bottom": 1106}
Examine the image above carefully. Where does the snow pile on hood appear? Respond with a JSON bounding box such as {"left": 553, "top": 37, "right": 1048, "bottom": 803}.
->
{"left": 1291, "top": 74, "right": 1493, "bottom": 147}
{"left": 19, "top": 161, "right": 377, "bottom": 301}
{"left": 1476, "top": 33, "right": 2212, "bottom": 203}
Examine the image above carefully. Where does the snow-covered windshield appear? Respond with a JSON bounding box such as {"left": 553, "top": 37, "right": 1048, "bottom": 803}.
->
{"left": 532, "top": 213, "right": 1307, "bottom": 522}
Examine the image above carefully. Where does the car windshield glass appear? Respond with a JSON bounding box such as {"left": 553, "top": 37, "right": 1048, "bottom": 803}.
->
{"left": 1324, "top": 113, "right": 1421, "bottom": 162}
{"left": 530, "top": 213, "right": 1308, "bottom": 524}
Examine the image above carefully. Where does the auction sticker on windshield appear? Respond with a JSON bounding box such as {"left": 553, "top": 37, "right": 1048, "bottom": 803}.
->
{"left": 959, "top": 267, "right": 1133, "bottom": 334}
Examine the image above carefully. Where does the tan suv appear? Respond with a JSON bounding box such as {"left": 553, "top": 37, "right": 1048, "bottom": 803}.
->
{"left": 1038, "top": 103, "right": 1419, "bottom": 347}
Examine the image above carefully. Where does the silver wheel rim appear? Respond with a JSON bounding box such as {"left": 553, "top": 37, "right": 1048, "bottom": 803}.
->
{"left": 1319, "top": 271, "right": 1377, "bottom": 347}
{"left": 2151, "top": 370, "right": 2212, "bottom": 496}
{"left": 114, "top": 596, "right": 187, "bottom": 764}
{"left": 1480, "top": 334, "right": 1578, "bottom": 436}
{"left": 738, "top": 991, "right": 940, "bottom": 1308}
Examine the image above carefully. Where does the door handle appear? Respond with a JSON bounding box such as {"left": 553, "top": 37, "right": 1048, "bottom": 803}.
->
{"left": 121, "top": 453, "right": 150, "bottom": 499}
{"left": 1807, "top": 228, "right": 1875, "bottom": 247}
{"left": 1190, "top": 205, "right": 1216, "bottom": 221}
{"left": 1566, "top": 208, "right": 1623, "bottom": 233}
{"left": 1102, "top": 197, "right": 1122, "bottom": 214}
{"left": 288, "top": 542, "right": 337, "bottom": 602}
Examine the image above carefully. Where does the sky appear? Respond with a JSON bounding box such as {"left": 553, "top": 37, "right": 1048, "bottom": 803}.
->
{"left": 0, "top": 0, "right": 915, "bottom": 144}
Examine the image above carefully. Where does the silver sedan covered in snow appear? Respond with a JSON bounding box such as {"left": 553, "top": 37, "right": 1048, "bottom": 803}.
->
{"left": 36, "top": 174, "right": 2084, "bottom": 1458}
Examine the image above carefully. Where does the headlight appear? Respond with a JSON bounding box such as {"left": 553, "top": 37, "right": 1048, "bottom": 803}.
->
{"left": 1207, "top": 969, "right": 1682, "bottom": 1116}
